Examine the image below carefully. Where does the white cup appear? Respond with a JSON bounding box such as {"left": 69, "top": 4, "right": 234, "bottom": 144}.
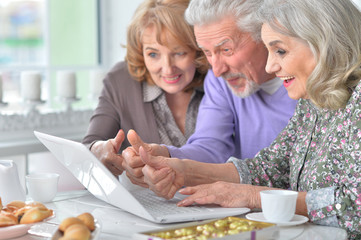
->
{"left": 260, "top": 190, "right": 298, "bottom": 222}
{"left": 26, "top": 173, "right": 59, "bottom": 203}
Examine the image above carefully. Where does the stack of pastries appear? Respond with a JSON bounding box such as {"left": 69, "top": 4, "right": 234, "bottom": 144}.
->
{"left": 0, "top": 197, "right": 53, "bottom": 227}
{"left": 57, "top": 212, "right": 95, "bottom": 240}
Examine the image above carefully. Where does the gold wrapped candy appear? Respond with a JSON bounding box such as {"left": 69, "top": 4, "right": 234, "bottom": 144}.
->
{"left": 149, "top": 217, "right": 275, "bottom": 239}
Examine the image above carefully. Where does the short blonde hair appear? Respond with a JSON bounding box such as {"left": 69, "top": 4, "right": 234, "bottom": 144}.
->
{"left": 126, "top": 0, "right": 208, "bottom": 90}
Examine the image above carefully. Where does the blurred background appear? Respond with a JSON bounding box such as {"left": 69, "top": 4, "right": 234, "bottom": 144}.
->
{"left": 0, "top": 0, "right": 143, "bottom": 192}
{"left": 0, "top": 0, "right": 142, "bottom": 110}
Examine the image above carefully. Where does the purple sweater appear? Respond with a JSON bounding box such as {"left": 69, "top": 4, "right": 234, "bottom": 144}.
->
{"left": 167, "top": 70, "right": 298, "bottom": 163}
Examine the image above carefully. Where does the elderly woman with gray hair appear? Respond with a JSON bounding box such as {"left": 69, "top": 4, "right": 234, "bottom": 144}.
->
{"left": 134, "top": 0, "right": 361, "bottom": 238}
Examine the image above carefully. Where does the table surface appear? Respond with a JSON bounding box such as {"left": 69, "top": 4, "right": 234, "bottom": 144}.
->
{"left": 12, "top": 190, "right": 348, "bottom": 240}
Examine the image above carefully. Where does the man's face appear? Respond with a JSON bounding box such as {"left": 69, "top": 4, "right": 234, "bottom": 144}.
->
{"left": 194, "top": 17, "right": 273, "bottom": 97}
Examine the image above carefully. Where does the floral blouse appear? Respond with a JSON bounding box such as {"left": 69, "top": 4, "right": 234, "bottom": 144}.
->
{"left": 229, "top": 80, "right": 361, "bottom": 239}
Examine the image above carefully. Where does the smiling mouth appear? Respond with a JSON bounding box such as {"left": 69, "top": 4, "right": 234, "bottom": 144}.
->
{"left": 280, "top": 76, "right": 295, "bottom": 83}
{"left": 163, "top": 74, "right": 181, "bottom": 83}
{"left": 279, "top": 76, "right": 295, "bottom": 88}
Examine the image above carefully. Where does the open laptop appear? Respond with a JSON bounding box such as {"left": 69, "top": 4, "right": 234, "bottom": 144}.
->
{"left": 34, "top": 131, "right": 250, "bottom": 223}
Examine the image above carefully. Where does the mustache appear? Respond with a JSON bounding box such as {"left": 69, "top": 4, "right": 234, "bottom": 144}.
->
{"left": 221, "top": 72, "right": 247, "bottom": 81}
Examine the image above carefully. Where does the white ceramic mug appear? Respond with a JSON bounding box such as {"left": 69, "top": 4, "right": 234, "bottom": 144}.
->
{"left": 260, "top": 189, "right": 298, "bottom": 222}
{"left": 26, "top": 173, "right": 59, "bottom": 203}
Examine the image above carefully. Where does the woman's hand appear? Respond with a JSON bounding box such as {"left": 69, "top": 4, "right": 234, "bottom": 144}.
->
{"left": 90, "top": 129, "right": 125, "bottom": 177}
{"left": 177, "top": 182, "right": 267, "bottom": 209}
{"left": 121, "top": 129, "right": 170, "bottom": 188}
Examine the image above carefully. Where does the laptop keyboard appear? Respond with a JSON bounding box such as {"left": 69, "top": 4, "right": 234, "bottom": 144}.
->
{"left": 132, "top": 190, "right": 210, "bottom": 217}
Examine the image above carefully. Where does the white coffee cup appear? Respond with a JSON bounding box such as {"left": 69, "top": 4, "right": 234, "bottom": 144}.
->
{"left": 260, "top": 190, "right": 298, "bottom": 222}
{"left": 26, "top": 173, "right": 59, "bottom": 203}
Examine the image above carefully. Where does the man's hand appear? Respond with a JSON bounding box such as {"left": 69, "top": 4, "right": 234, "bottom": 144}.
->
{"left": 139, "top": 146, "right": 185, "bottom": 199}
{"left": 122, "top": 129, "right": 170, "bottom": 187}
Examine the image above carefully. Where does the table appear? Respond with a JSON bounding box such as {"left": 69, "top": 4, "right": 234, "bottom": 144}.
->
{"left": 15, "top": 190, "right": 348, "bottom": 240}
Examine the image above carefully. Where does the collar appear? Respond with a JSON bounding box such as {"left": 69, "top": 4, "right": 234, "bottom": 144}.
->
{"left": 143, "top": 82, "right": 163, "bottom": 102}
{"left": 260, "top": 77, "right": 283, "bottom": 95}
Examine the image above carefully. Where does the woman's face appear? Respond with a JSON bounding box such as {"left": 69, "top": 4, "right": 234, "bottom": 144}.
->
{"left": 142, "top": 26, "right": 197, "bottom": 94}
{"left": 261, "top": 23, "right": 316, "bottom": 100}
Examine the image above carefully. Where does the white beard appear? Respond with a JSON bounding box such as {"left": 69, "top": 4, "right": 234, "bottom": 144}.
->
{"left": 225, "top": 77, "right": 260, "bottom": 98}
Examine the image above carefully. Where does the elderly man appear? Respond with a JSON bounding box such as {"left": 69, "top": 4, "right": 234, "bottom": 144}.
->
{"left": 120, "top": 0, "right": 297, "bottom": 186}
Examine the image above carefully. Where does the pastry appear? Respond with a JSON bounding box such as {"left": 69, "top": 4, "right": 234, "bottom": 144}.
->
{"left": 14, "top": 202, "right": 50, "bottom": 219}
{"left": 61, "top": 223, "right": 91, "bottom": 240}
{"left": 0, "top": 197, "right": 53, "bottom": 227}
{"left": 20, "top": 206, "right": 53, "bottom": 224}
{"left": 56, "top": 213, "right": 95, "bottom": 239}
{"left": 13, "top": 206, "right": 32, "bottom": 218}
{"left": 59, "top": 217, "right": 84, "bottom": 232}
{"left": 5, "top": 200, "right": 26, "bottom": 212}
{"left": 26, "top": 201, "right": 47, "bottom": 210}
{"left": 7, "top": 200, "right": 26, "bottom": 210}
{"left": 77, "top": 212, "right": 95, "bottom": 231}
{"left": 0, "top": 213, "right": 17, "bottom": 227}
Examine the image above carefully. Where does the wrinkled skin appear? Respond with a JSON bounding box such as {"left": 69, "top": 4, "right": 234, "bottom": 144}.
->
{"left": 176, "top": 182, "right": 270, "bottom": 209}
{"left": 138, "top": 146, "right": 185, "bottom": 199}
{"left": 91, "top": 130, "right": 125, "bottom": 176}
{"left": 121, "top": 130, "right": 171, "bottom": 188}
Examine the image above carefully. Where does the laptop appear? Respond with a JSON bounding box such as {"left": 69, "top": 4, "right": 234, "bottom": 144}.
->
{"left": 34, "top": 131, "right": 250, "bottom": 223}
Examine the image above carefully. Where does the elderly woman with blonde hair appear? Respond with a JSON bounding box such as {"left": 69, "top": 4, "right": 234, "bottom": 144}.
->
{"left": 82, "top": 0, "right": 208, "bottom": 177}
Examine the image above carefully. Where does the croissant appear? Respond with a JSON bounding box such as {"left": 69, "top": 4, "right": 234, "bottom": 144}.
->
{"left": 13, "top": 205, "right": 36, "bottom": 219}
{"left": 6, "top": 200, "right": 26, "bottom": 211}
{"left": 0, "top": 213, "right": 18, "bottom": 227}
{"left": 0, "top": 197, "right": 2, "bottom": 211}
{"left": 77, "top": 212, "right": 95, "bottom": 231}
{"left": 20, "top": 207, "right": 53, "bottom": 224}
{"left": 26, "top": 201, "right": 47, "bottom": 210}
{"left": 60, "top": 223, "right": 91, "bottom": 240}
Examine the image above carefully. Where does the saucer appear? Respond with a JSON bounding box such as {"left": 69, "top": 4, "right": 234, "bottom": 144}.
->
{"left": 246, "top": 212, "right": 309, "bottom": 227}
